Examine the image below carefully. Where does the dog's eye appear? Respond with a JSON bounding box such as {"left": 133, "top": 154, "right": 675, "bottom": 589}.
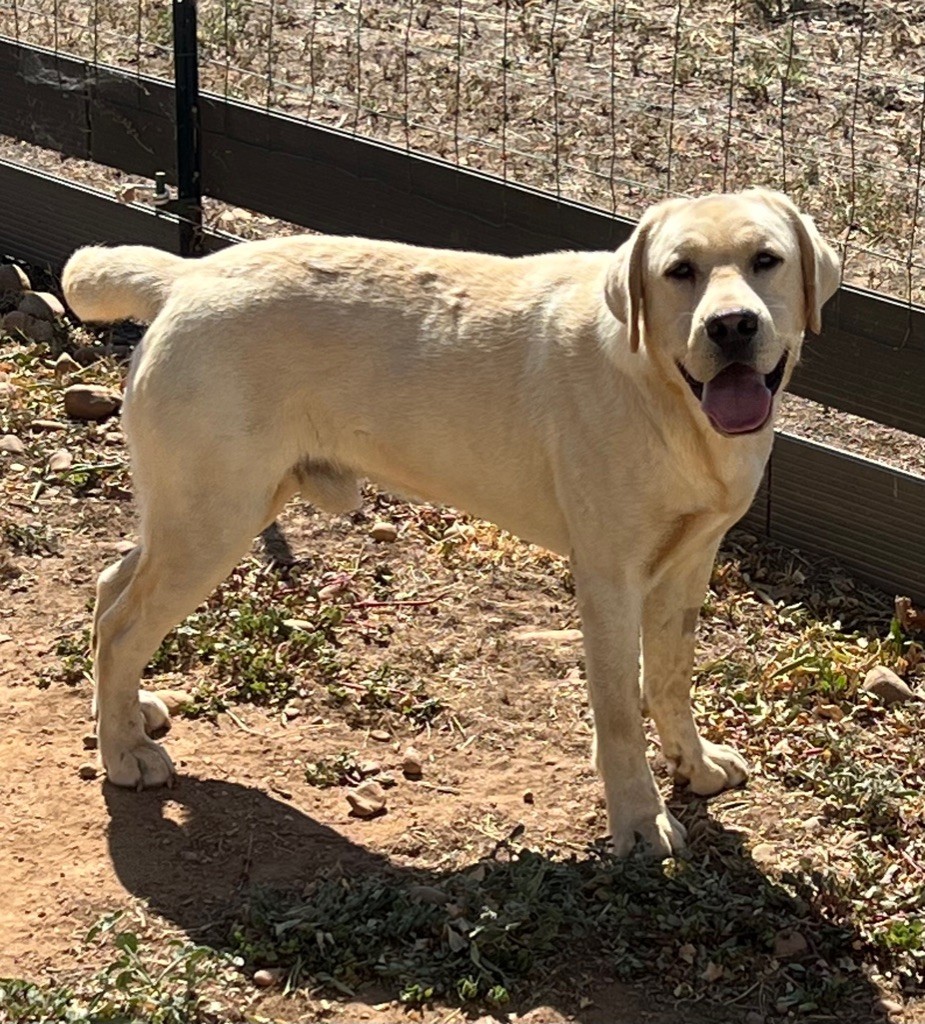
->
{"left": 753, "top": 251, "right": 782, "bottom": 272}
{"left": 666, "top": 261, "right": 695, "bottom": 281}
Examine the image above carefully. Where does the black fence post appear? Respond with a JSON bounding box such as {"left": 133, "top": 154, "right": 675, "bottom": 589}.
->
{"left": 172, "top": 0, "right": 203, "bottom": 257}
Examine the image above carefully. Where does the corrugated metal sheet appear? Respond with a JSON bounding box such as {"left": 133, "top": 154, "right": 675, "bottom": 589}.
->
{"left": 769, "top": 435, "right": 925, "bottom": 602}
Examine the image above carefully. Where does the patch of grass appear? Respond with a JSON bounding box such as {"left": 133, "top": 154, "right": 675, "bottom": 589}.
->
{"left": 327, "top": 663, "right": 444, "bottom": 728}
{"left": 304, "top": 750, "right": 364, "bottom": 788}
{"left": 1, "top": 520, "right": 60, "bottom": 557}
{"left": 0, "top": 912, "right": 237, "bottom": 1024}
{"left": 228, "top": 839, "right": 879, "bottom": 1015}
{"left": 149, "top": 560, "right": 345, "bottom": 714}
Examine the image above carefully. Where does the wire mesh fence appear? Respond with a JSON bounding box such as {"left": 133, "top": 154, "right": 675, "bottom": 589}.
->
{"left": 2, "top": 0, "right": 925, "bottom": 303}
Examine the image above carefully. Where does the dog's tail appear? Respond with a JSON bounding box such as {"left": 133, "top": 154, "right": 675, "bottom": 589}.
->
{"left": 62, "top": 245, "right": 187, "bottom": 324}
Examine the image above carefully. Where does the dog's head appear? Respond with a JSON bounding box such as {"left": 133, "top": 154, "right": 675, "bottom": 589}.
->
{"left": 605, "top": 188, "right": 840, "bottom": 437}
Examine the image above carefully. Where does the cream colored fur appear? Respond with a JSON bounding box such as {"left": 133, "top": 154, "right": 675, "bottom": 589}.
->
{"left": 62, "top": 188, "right": 839, "bottom": 857}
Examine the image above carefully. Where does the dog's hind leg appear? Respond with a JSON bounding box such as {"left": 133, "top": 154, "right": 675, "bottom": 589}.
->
{"left": 93, "top": 469, "right": 297, "bottom": 789}
{"left": 91, "top": 546, "right": 168, "bottom": 735}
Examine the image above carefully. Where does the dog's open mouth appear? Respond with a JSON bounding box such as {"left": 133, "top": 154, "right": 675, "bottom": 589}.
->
{"left": 678, "top": 354, "right": 787, "bottom": 435}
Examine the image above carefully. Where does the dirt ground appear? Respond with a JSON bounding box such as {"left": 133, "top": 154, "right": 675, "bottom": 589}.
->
{"left": 2, "top": 303, "right": 925, "bottom": 1024}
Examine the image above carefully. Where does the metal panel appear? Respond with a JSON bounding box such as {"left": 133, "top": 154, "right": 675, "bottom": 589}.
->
{"left": 768, "top": 433, "right": 925, "bottom": 603}
{"left": 793, "top": 285, "right": 925, "bottom": 438}
{"left": 0, "top": 160, "right": 230, "bottom": 269}
{"left": 0, "top": 37, "right": 924, "bottom": 437}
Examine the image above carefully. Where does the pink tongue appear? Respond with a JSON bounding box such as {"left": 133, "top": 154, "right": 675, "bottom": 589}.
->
{"left": 701, "top": 364, "right": 772, "bottom": 434}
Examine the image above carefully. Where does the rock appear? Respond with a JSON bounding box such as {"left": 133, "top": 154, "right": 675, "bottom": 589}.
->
{"left": 877, "top": 997, "right": 903, "bottom": 1016}
{"left": 64, "top": 384, "right": 121, "bottom": 421}
{"left": 751, "top": 842, "right": 777, "bottom": 868}
{"left": 47, "top": 448, "right": 73, "bottom": 474}
{"left": 151, "top": 689, "right": 193, "bottom": 714}
{"left": 0, "top": 435, "right": 25, "bottom": 455}
{"left": 401, "top": 746, "right": 424, "bottom": 777}
{"left": 773, "top": 929, "right": 808, "bottom": 958}
{"left": 370, "top": 520, "right": 398, "bottom": 542}
{"left": 19, "top": 291, "right": 65, "bottom": 321}
{"left": 77, "top": 762, "right": 98, "bottom": 780}
{"left": 512, "top": 627, "right": 584, "bottom": 645}
{"left": 523, "top": 790, "right": 535, "bottom": 804}
{"left": 54, "top": 351, "right": 81, "bottom": 381}
{"left": 0, "top": 381, "right": 17, "bottom": 402}
{"left": 0, "top": 264, "right": 30, "bottom": 291}
{"left": 358, "top": 759, "right": 381, "bottom": 777}
{"left": 2, "top": 310, "right": 35, "bottom": 338}
{"left": 30, "top": 419, "right": 67, "bottom": 432}
{"left": 863, "top": 665, "right": 918, "bottom": 705}
{"left": 82, "top": 733, "right": 98, "bottom": 750}
{"left": 253, "top": 968, "right": 283, "bottom": 988}
{"left": 408, "top": 885, "right": 450, "bottom": 905}
{"left": 346, "top": 779, "right": 387, "bottom": 818}
{"left": 370, "top": 729, "right": 391, "bottom": 743}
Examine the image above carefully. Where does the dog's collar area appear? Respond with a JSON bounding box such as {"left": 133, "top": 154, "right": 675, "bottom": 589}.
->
{"left": 677, "top": 352, "right": 788, "bottom": 400}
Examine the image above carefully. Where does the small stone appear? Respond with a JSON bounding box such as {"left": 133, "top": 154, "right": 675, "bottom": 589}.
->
{"left": 377, "top": 771, "right": 397, "bottom": 788}
{"left": 77, "top": 762, "right": 98, "bottom": 780}
{"left": 878, "top": 997, "right": 903, "bottom": 1016}
{"left": 0, "top": 264, "right": 30, "bottom": 291}
{"left": 863, "top": 665, "right": 918, "bottom": 705}
{"left": 346, "top": 779, "right": 387, "bottom": 818}
{"left": 54, "top": 352, "right": 81, "bottom": 381}
{"left": 401, "top": 746, "right": 424, "bottom": 777}
{"left": 523, "top": 790, "right": 535, "bottom": 804}
{"left": 82, "top": 733, "right": 98, "bottom": 750}
{"left": 773, "top": 929, "right": 808, "bottom": 958}
{"left": 408, "top": 885, "right": 450, "bottom": 905}
{"left": 64, "top": 384, "right": 121, "bottom": 421}
{"left": 2, "top": 310, "right": 35, "bottom": 338}
{"left": 47, "top": 448, "right": 72, "bottom": 474}
{"left": 19, "top": 291, "right": 65, "bottom": 321}
{"left": 283, "top": 703, "right": 301, "bottom": 719}
{"left": 29, "top": 319, "right": 55, "bottom": 343}
{"left": 358, "top": 759, "right": 381, "bottom": 777}
{"left": 751, "top": 842, "right": 777, "bottom": 868}
{"left": 0, "top": 435, "right": 25, "bottom": 455}
{"left": 151, "top": 689, "right": 193, "bottom": 714}
{"left": 253, "top": 968, "right": 282, "bottom": 988}
{"left": 30, "top": 419, "right": 67, "bottom": 432}
{"left": 370, "top": 729, "right": 390, "bottom": 743}
{"left": 370, "top": 520, "right": 398, "bottom": 542}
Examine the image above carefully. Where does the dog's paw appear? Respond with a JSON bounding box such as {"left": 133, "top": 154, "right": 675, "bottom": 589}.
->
{"left": 101, "top": 735, "right": 176, "bottom": 789}
{"left": 610, "top": 807, "right": 687, "bottom": 860}
{"left": 139, "top": 689, "right": 171, "bottom": 736}
{"left": 671, "top": 739, "right": 748, "bottom": 796}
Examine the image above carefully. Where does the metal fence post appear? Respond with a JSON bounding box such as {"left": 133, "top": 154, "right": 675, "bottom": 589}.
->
{"left": 172, "top": 0, "right": 203, "bottom": 257}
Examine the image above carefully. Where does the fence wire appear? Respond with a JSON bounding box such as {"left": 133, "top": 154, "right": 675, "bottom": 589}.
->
{"left": 3, "top": 0, "right": 925, "bottom": 303}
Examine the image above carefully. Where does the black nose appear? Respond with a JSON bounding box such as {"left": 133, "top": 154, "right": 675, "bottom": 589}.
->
{"left": 705, "top": 309, "right": 759, "bottom": 355}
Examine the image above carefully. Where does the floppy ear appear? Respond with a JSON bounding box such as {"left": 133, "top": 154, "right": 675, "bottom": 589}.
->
{"left": 749, "top": 188, "right": 840, "bottom": 335}
{"left": 604, "top": 220, "right": 650, "bottom": 354}
{"left": 794, "top": 211, "right": 841, "bottom": 335}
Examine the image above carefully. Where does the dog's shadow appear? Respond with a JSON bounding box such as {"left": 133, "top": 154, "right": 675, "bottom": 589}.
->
{"left": 104, "top": 778, "right": 889, "bottom": 1024}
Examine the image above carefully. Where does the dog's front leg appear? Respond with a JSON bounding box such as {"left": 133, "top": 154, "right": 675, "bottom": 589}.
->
{"left": 574, "top": 565, "right": 686, "bottom": 858}
{"left": 642, "top": 551, "right": 748, "bottom": 796}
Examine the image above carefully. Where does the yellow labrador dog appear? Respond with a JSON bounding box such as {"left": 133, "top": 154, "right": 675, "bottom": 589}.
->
{"left": 63, "top": 188, "right": 839, "bottom": 858}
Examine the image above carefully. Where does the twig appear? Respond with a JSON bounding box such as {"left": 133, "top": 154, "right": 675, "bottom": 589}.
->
{"left": 224, "top": 706, "right": 262, "bottom": 736}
